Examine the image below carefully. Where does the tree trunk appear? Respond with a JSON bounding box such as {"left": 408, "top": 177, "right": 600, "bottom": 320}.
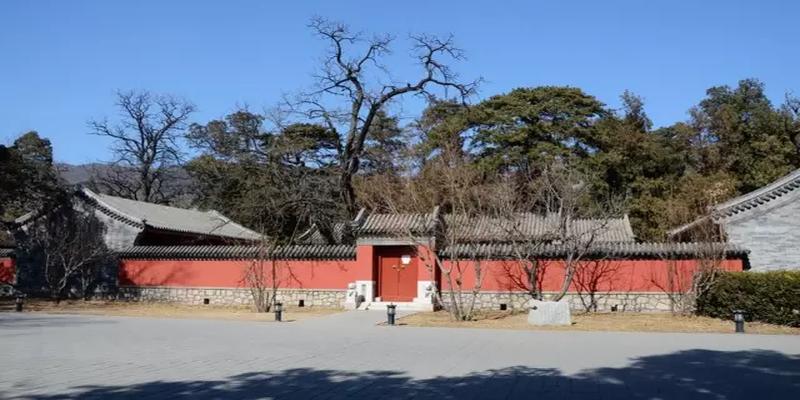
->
{"left": 340, "top": 169, "right": 358, "bottom": 217}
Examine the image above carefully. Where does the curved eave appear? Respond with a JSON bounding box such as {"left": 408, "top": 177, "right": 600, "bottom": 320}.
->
{"left": 713, "top": 169, "right": 800, "bottom": 218}
{"left": 141, "top": 225, "right": 261, "bottom": 242}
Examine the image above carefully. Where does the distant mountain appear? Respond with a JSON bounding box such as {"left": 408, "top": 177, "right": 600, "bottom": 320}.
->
{"left": 56, "top": 163, "right": 107, "bottom": 185}
{"left": 55, "top": 163, "right": 195, "bottom": 205}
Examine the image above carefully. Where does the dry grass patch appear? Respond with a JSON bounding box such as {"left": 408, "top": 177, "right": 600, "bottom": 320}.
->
{"left": 0, "top": 298, "right": 342, "bottom": 322}
{"left": 399, "top": 310, "right": 800, "bottom": 335}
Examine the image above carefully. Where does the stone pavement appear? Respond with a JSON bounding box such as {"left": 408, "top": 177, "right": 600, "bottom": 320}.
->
{"left": 1, "top": 311, "right": 798, "bottom": 399}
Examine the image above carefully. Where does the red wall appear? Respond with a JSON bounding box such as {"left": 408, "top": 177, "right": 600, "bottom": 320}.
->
{"left": 440, "top": 258, "right": 744, "bottom": 293}
{"left": 0, "top": 257, "right": 14, "bottom": 284}
{"left": 119, "top": 258, "right": 361, "bottom": 289}
{"left": 120, "top": 253, "right": 745, "bottom": 294}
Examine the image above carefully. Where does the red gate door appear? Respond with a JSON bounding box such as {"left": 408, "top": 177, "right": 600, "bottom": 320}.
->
{"left": 378, "top": 247, "right": 418, "bottom": 302}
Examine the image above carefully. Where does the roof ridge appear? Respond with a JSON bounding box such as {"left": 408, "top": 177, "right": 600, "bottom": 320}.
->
{"left": 669, "top": 168, "right": 800, "bottom": 237}
{"left": 119, "top": 244, "right": 357, "bottom": 260}
{"left": 352, "top": 208, "right": 367, "bottom": 228}
{"left": 296, "top": 224, "right": 319, "bottom": 242}
{"left": 205, "top": 209, "right": 261, "bottom": 237}
{"left": 712, "top": 168, "right": 800, "bottom": 216}
{"left": 442, "top": 241, "right": 749, "bottom": 259}
{"left": 79, "top": 187, "right": 145, "bottom": 227}
{"left": 623, "top": 214, "right": 636, "bottom": 241}
{"left": 207, "top": 209, "right": 227, "bottom": 219}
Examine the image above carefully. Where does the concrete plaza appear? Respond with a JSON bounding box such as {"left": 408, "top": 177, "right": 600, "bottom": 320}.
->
{"left": 1, "top": 311, "right": 798, "bottom": 399}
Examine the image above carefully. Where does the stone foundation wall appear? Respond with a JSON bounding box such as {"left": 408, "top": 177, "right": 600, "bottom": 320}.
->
{"left": 118, "top": 286, "right": 346, "bottom": 308}
{"left": 438, "top": 291, "right": 676, "bottom": 312}
{"left": 119, "top": 286, "right": 676, "bottom": 312}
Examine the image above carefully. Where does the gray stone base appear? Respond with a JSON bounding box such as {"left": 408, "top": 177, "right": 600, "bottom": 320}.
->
{"left": 118, "top": 286, "right": 346, "bottom": 308}
{"left": 0, "top": 284, "right": 14, "bottom": 297}
{"left": 439, "top": 291, "right": 676, "bottom": 312}
{"left": 528, "top": 300, "right": 571, "bottom": 325}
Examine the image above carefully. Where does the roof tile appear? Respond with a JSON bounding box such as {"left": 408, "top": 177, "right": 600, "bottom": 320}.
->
{"left": 80, "top": 188, "right": 261, "bottom": 241}
{"left": 442, "top": 242, "right": 748, "bottom": 260}
{"left": 119, "top": 244, "right": 356, "bottom": 260}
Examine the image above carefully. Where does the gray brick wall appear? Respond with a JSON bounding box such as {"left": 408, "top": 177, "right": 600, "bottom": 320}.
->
{"left": 722, "top": 193, "right": 800, "bottom": 271}
{"left": 92, "top": 210, "right": 142, "bottom": 251}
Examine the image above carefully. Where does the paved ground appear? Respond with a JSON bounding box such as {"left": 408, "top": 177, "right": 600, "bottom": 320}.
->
{"left": 1, "top": 311, "right": 799, "bottom": 399}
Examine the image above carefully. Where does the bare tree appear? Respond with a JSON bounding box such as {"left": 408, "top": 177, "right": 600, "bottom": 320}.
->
{"left": 19, "top": 202, "right": 112, "bottom": 300}
{"left": 655, "top": 191, "right": 730, "bottom": 315}
{"left": 242, "top": 242, "right": 280, "bottom": 313}
{"left": 492, "top": 165, "right": 621, "bottom": 304}
{"left": 652, "top": 235, "right": 728, "bottom": 315}
{"left": 539, "top": 167, "right": 621, "bottom": 302}
{"left": 89, "top": 90, "right": 195, "bottom": 203}
{"left": 572, "top": 259, "right": 623, "bottom": 312}
{"left": 294, "top": 18, "right": 479, "bottom": 216}
{"left": 241, "top": 218, "right": 303, "bottom": 312}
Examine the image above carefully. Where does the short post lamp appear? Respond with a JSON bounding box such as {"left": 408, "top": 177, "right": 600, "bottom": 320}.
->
{"left": 15, "top": 293, "right": 24, "bottom": 312}
{"left": 386, "top": 304, "right": 397, "bottom": 326}
{"left": 274, "top": 302, "right": 283, "bottom": 322}
{"left": 733, "top": 310, "right": 745, "bottom": 333}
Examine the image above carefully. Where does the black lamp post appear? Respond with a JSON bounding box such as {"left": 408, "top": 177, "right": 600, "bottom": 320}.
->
{"left": 15, "top": 293, "right": 24, "bottom": 312}
{"left": 387, "top": 304, "right": 397, "bottom": 325}
{"left": 274, "top": 302, "right": 283, "bottom": 322}
{"left": 733, "top": 310, "right": 745, "bottom": 333}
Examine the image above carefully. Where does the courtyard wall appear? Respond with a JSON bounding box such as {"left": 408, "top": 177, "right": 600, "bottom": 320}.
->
{"left": 118, "top": 252, "right": 745, "bottom": 311}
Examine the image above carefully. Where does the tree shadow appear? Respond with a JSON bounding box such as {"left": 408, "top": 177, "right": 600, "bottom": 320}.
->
{"left": 14, "top": 349, "right": 800, "bottom": 399}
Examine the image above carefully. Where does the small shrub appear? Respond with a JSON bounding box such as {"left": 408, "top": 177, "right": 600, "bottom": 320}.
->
{"left": 696, "top": 271, "right": 800, "bottom": 327}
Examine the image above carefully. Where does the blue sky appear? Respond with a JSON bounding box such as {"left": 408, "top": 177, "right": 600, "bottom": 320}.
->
{"left": 1, "top": 0, "right": 797, "bottom": 164}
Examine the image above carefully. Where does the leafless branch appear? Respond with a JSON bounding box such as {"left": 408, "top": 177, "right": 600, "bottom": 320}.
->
{"left": 89, "top": 90, "right": 195, "bottom": 203}
{"left": 293, "top": 18, "right": 480, "bottom": 215}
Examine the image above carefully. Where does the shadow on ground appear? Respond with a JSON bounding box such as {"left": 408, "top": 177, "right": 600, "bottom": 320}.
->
{"left": 10, "top": 349, "right": 800, "bottom": 399}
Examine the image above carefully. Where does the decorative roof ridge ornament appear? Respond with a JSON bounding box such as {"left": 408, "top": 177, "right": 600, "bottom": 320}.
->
{"left": 351, "top": 208, "right": 367, "bottom": 229}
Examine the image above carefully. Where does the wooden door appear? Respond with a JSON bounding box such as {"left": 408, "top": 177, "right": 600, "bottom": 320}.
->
{"left": 377, "top": 247, "right": 418, "bottom": 302}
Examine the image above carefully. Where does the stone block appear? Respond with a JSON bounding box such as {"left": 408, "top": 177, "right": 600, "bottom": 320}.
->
{"left": 528, "top": 300, "right": 571, "bottom": 326}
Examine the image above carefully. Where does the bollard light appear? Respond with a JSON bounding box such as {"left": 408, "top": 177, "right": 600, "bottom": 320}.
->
{"left": 274, "top": 302, "right": 283, "bottom": 322}
{"left": 15, "top": 294, "right": 24, "bottom": 312}
{"left": 387, "top": 304, "right": 397, "bottom": 325}
{"left": 733, "top": 310, "right": 745, "bottom": 333}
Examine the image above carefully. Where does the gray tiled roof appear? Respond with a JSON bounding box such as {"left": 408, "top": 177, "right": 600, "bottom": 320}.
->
{"left": 119, "top": 245, "right": 356, "bottom": 260}
{"left": 0, "top": 248, "right": 14, "bottom": 258}
{"left": 712, "top": 168, "right": 800, "bottom": 217}
{"left": 354, "top": 209, "right": 439, "bottom": 237}
{"left": 669, "top": 168, "right": 800, "bottom": 236}
{"left": 441, "top": 242, "right": 748, "bottom": 260}
{"left": 443, "top": 214, "right": 635, "bottom": 243}
{"left": 299, "top": 208, "right": 440, "bottom": 243}
{"left": 301, "top": 208, "right": 636, "bottom": 245}
{"left": 297, "top": 222, "right": 349, "bottom": 245}
{"left": 80, "top": 188, "right": 261, "bottom": 241}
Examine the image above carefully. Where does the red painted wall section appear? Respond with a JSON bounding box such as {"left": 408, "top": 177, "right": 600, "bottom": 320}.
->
{"left": 119, "top": 251, "right": 745, "bottom": 294}
{"left": 0, "top": 257, "right": 14, "bottom": 284}
{"left": 415, "top": 245, "right": 437, "bottom": 281}
{"left": 440, "top": 258, "right": 744, "bottom": 293}
{"left": 355, "top": 245, "right": 376, "bottom": 281}
{"left": 120, "top": 259, "right": 359, "bottom": 289}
